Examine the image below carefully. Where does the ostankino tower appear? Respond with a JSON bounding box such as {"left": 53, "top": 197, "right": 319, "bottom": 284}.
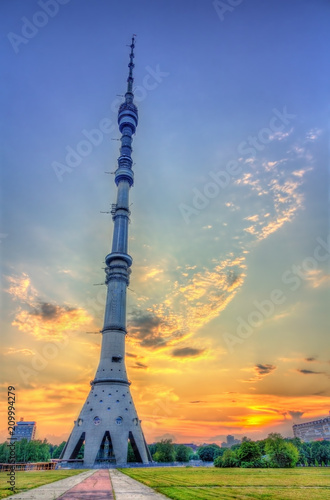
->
{"left": 61, "top": 37, "right": 151, "bottom": 466}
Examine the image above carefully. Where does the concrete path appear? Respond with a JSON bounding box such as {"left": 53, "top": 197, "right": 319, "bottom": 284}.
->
{"left": 109, "top": 469, "right": 168, "bottom": 500}
{"left": 59, "top": 470, "right": 113, "bottom": 499}
{"left": 6, "top": 469, "right": 168, "bottom": 499}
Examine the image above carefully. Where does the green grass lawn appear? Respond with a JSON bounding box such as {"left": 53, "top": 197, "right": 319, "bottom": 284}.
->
{"left": 0, "top": 469, "right": 88, "bottom": 499}
{"left": 120, "top": 467, "right": 330, "bottom": 500}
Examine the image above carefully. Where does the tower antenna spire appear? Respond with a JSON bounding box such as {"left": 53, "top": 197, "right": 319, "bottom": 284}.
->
{"left": 126, "top": 35, "right": 136, "bottom": 95}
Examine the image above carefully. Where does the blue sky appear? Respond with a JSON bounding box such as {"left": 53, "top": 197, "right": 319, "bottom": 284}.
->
{"left": 1, "top": 0, "right": 329, "bottom": 444}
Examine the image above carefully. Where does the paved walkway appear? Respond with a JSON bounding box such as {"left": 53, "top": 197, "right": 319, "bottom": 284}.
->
{"left": 60, "top": 470, "right": 113, "bottom": 499}
{"left": 6, "top": 469, "right": 167, "bottom": 500}
{"left": 109, "top": 469, "right": 168, "bottom": 500}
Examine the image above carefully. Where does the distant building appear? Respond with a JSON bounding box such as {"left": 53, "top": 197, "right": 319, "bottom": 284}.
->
{"left": 11, "top": 418, "right": 36, "bottom": 442}
{"left": 293, "top": 416, "right": 330, "bottom": 442}
{"left": 227, "top": 435, "right": 235, "bottom": 445}
{"left": 221, "top": 434, "right": 241, "bottom": 448}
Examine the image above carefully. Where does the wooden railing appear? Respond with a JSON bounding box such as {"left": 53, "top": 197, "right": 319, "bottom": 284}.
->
{"left": 0, "top": 462, "right": 56, "bottom": 471}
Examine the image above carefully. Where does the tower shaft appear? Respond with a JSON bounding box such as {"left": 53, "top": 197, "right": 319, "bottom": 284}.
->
{"left": 61, "top": 38, "right": 151, "bottom": 467}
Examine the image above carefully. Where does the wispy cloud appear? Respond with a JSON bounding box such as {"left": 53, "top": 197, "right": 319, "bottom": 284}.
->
{"left": 171, "top": 347, "right": 205, "bottom": 358}
{"left": 297, "top": 369, "right": 324, "bottom": 375}
{"left": 255, "top": 364, "right": 277, "bottom": 376}
{"left": 288, "top": 410, "right": 304, "bottom": 419}
{"left": 13, "top": 303, "right": 92, "bottom": 340}
{"left": 6, "top": 274, "right": 92, "bottom": 340}
{"left": 128, "top": 129, "right": 314, "bottom": 352}
{"left": 142, "top": 267, "right": 164, "bottom": 281}
{"left": 126, "top": 352, "right": 138, "bottom": 358}
{"left": 6, "top": 273, "right": 38, "bottom": 305}
{"left": 132, "top": 361, "right": 149, "bottom": 370}
{"left": 269, "top": 127, "right": 294, "bottom": 141}
{"left": 304, "top": 269, "right": 330, "bottom": 289}
{"left": 128, "top": 256, "right": 246, "bottom": 350}
{"left": 305, "top": 128, "right": 322, "bottom": 141}
{"left": 128, "top": 310, "right": 183, "bottom": 348}
{"left": 4, "top": 347, "right": 35, "bottom": 356}
{"left": 242, "top": 364, "right": 277, "bottom": 383}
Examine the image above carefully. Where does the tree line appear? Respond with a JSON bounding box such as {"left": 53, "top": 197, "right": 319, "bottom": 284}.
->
{"left": 206, "top": 434, "right": 330, "bottom": 468}
{"left": 148, "top": 434, "right": 330, "bottom": 468}
{"left": 0, "top": 434, "right": 329, "bottom": 467}
{"left": 0, "top": 439, "right": 51, "bottom": 463}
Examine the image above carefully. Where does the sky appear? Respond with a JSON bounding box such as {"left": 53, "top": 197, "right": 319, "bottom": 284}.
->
{"left": 0, "top": 0, "right": 329, "bottom": 446}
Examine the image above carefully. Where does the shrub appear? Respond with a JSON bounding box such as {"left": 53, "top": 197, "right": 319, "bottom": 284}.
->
{"left": 265, "top": 434, "right": 299, "bottom": 468}
{"left": 214, "top": 449, "right": 238, "bottom": 468}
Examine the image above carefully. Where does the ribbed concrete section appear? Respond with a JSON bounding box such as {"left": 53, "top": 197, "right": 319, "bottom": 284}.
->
{"left": 109, "top": 470, "right": 169, "bottom": 500}
{"left": 6, "top": 470, "right": 95, "bottom": 499}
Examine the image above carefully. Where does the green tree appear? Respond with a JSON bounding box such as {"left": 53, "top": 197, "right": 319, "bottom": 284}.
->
{"left": 214, "top": 448, "right": 238, "bottom": 468}
{"left": 6, "top": 439, "right": 51, "bottom": 463}
{"left": 26, "top": 439, "right": 50, "bottom": 462}
{"left": 214, "top": 448, "right": 225, "bottom": 459}
{"left": 76, "top": 443, "right": 84, "bottom": 459}
{"left": 319, "top": 441, "right": 330, "bottom": 465}
{"left": 197, "top": 444, "right": 221, "bottom": 462}
{"left": 0, "top": 442, "right": 9, "bottom": 463}
{"left": 152, "top": 439, "right": 175, "bottom": 462}
{"left": 311, "top": 441, "right": 322, "bottom": 463}
{"left": 256, "top": 439, "right": 267, "bottom": 456}
{"left": 127, "top": 442, "right": 136, "bottom": 462}
{"left": 175, "top": 445, "right": 191, "bottom": 462}
{"left": 39, "top": 439, "right": 51, "bottom": 461}
{"left": 265, "top": 433, "right": 299, "bottom": 468}
{"left": 300, "top": 442, "right": 312, "bottom": 466}
{"left": 16, "top": 438, "right": 29, "bottom": 462}
{"left": 236, "top": 441, "right": 262, "bottom": 467}
{"left": 52, "top": 441, "right": 66, "bottom": 459}
{"left": 148, "top": 443, "right": 157, "bottom": 457}
{"left": 48, "top": 443, "right": 57, "bottom": 459}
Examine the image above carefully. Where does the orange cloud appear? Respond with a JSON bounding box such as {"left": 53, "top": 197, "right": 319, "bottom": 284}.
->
{"left": 6, "top": 273, "right": 93, "bottom": 340}
{"left": 6, "top": 273, "right": 37, "bottom": 305}
{"left": 13, "top": 303, "right": 92, "bottom": 340}
{"left": 128, "top": 257, "right": 246, "bottom": 351}
{"left": 5, "top": 347, "right": 35, "bottom": 356}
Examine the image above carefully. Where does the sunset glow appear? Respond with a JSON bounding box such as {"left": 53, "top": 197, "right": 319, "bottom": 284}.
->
{"left": 1, "top": 1, "right": 328, "bottom": 447}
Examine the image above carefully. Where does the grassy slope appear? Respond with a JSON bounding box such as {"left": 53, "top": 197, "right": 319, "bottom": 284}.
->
{"left": 0, "top": 470, "right": 88, "bottom": 499}
{"left": 120, "top": 467, "right": 330, "bottom": 500}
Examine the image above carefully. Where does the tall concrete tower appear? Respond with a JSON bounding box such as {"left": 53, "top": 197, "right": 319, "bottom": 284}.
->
{"left": 61, "top": 37, "right": 151, "bottom": 467}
